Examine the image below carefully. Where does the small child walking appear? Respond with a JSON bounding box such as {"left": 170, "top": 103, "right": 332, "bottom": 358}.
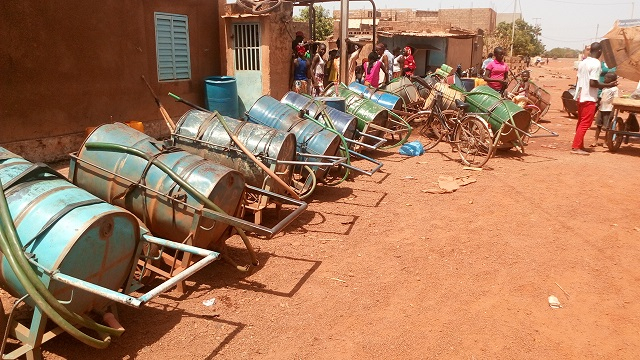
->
{"left": 591, "top": 72, "right": 619, "bottom": 147}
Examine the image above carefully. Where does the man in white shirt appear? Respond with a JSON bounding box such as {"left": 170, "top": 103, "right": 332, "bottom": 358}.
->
{"left": 571, "top": 42, "right": 618, "bottom": 155}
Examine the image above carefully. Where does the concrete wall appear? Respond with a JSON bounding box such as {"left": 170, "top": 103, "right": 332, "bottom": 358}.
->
{"left": 1, "top": 0, "right": 223, "bottom": 162}
{"left": 439, "top": 8, "right": 496, "bottom": 32}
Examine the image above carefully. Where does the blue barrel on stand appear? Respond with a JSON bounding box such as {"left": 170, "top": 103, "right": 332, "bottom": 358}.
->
{"left": 204, "top": 76, "right": 239, "bottom": 118}
{"left": 0, "top": 147, "right": 140, "bottom": 315}
{"left": 247, "top": 95, "right": 341, "bottom": 181}
{"left": 347, "top": 82, "right": 403, "bottom": 110}
{"left": 281, "top": 92, "right": 358, "bottom": 141}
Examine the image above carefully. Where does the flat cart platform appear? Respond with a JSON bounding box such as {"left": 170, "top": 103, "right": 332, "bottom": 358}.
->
{"left": 606, "top": 97, "right": 640, "bottom": 152}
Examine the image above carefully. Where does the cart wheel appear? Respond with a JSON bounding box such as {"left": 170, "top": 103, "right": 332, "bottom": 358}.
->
{"left": 525, "top": 105, "right": 541, "bottom": 134}
{"left": 409, "top": 111, "right": 444, "bottom": 151}
{"left": 605, "top": 117, "right": 624, "bottom": 153}
{"left": 455, "top": 115, "right": 493, "bottom": 168}
{"left": 291, "top": 165, "right": 317, "bottom": 200}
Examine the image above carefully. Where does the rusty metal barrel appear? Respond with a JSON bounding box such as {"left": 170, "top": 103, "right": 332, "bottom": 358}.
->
{"left": 173, "top": 109, "right": 296, "bottom": 193}
{"left": 347, "top": 82, "right": 404, "bottom": 110}
{"left": 0, "top": 147, "right": 139, "bottom": 315}
{"left": 280, "top": 92, "right": 358, "bottom": 140}
{"left": 246, "top": 95, "right": 341, "bottom": 180}
{"left": 71, "top": 123, "right": 245, "bottom": 250}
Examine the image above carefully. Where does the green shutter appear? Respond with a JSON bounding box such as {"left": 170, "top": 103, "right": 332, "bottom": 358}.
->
{"left": 155, "top": 13, "right": 191, "bottom": 81}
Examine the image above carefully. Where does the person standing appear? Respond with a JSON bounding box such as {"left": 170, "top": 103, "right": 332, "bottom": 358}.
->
{"left": 402, "top": 46, "right": 416, "bottom": 77}
{"left": 375, "top": 43, "right": 393, "bottom": 85}
{"left": 310, "top": 43, "right": 326, "bottom": 96}
{"left": 364, "top": 51, "right": 388, "bottom": 88}
{"left": 483, "top": 47, "right": 509, "bottom": 94}
{"left": 481, "top": 53, "right": 494, "bottom": 72}
{"left": 591, "top": 72, "right": 619, "bottom": 147}
{"left": 571, "top": 42, "right": 618, "bottom": 155}
{"left": 392, "top": 48, "right": 404, "bottom": 79}
{"left": 291, "top": 45, "right": 311, "bottom": 94}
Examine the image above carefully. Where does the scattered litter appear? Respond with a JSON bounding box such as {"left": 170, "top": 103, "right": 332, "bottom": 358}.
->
{"left": 548, "top": 295, "right": 562, "bottom": 309}
{"left": 402, "top": 176, "right": 416, "bottom": 180}
{"left": 405, "top": 203, "right": 412, "bottom": 206}
{"left": 469, "top": 200, "right": 474, "bottom": 204}
{"left": 612, "top": 224, "right": 618, "bottom": 227}
{"left": 540, "top": 144, "right": 557, "bottom": 149}
{"left": 423, "top": 175, "right": 477, "bottom": 194}
{"left": 203, "top": 298, "right": 216, "bottom": 307}
{"left": 418, "top": 161, "right": 429, "bottom": 164}
{"left": 635, "top": 227, "right": 640, "bottom": 232}
{"left": 463, "top": 166, "right": 483, "bottom": 171}
{"left": 329, "top": 277, "right": 346, "bottom": 283}
{"left": 555, "top": 282, "right": 570, "bottom": 299}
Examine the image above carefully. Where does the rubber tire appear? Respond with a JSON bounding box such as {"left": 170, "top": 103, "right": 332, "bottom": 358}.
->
{"left": 605, "top": 117, "right": 624, "bottom": 153}
{"left": 455, "top": 116, "right": 493, "bottom": 168}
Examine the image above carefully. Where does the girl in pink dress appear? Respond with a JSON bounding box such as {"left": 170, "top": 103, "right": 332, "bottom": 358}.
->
{"left": 364, "top": 51, "right": 388, "bottom": 88}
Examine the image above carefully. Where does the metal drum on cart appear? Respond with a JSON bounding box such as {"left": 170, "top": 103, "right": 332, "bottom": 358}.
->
{"left": 280, "top": 92, "right": 358, "bottom": 141}
{"left": 247, "top": 95, "right": 342, "bottom": 181}
{"left": 464, "top": 85, "right": 532, "bottom": 146}
{"left": 173, "top": 109, "right": 297, "bottom": 194}
{"left": 70, "top": 123, "right": 246, "bottom": 251}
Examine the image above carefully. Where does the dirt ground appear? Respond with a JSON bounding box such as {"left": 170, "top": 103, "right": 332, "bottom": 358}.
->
{"left": 3, "top": 58, "right": 640, "bottom": 359}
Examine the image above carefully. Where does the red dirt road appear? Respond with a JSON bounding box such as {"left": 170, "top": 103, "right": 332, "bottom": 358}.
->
{"left": 3, "top": 58, "right": 640, "bottom": 359}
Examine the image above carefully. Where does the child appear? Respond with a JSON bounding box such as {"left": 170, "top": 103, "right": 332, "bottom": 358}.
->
{"left": 591, "top": 72, "right": 619, "bottom": 147}
{"left": 509, "top": 70, "right": 533, "bottom": 107}
{"left": 363, "top": 51, "right": 387, "bottom": 88}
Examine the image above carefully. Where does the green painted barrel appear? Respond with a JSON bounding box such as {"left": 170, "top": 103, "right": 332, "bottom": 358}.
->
{"left": 324, "top": 84, "right": 389, "bottom": 144}
{"left": 465, "top": 85, "right": 532, "bottom": 144}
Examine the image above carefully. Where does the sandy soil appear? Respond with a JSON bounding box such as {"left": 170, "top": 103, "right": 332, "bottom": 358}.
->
{"left": 3, "top": 58, "right": 640, "bottom": 359}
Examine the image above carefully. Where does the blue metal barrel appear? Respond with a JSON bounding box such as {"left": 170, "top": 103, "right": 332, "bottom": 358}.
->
{"left": 347, "top": 81, "right": 403, "bottom": 110}
{"left": 324, "top": 84, "right": 389, "bottom": 144}
{"left": 281, "top": 92, "right": 358, "bottom": 140}
{"left": 173, "top": 110, "right": 296, "bottom": 193}
{"left": 246, "top": 95, "right": 341, "bottom": 180}
{"left": 204, "top": 76, "right": 239, "bottom": 118}
{"left": 0, "top": 147, "right": 139, "bottom": 315}
{"left": 314, "top": 97, "right": 346, "bottom": 112}
{"left": 71, "top": 123, "right": 246, "bottom": 251}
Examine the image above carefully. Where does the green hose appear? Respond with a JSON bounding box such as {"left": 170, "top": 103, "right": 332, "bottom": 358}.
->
{"left": 83, "top": 142, "right": 259, "bottom": 268}
{"left": 0, "top": 182, "right": 121, "bottom": 349}
{"left": 379, "top": 111, "right": 413, "bottom": 150}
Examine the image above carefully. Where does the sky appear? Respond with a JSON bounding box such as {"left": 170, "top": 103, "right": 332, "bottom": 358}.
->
{"left": 315, "top": 0, "right": 639, "bottom": 50}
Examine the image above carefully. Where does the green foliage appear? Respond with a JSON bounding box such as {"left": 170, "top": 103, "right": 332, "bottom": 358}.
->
{"left": 544, "top": 48, "right": 580, "bottom": 59}
{"left": 293, "top": 5, "right": 333, "bottom": 41}
{"left": 484, "top": 19, "right": 545, "bottom": 57}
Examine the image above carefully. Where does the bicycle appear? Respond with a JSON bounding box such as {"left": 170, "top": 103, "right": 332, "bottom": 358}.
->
{"left": 407, "top": 89, "right": 494, "bottom": 168}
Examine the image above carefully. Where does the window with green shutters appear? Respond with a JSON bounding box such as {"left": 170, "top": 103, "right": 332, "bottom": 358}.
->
{"left": 155, "top": 12, "right": 191, "bottom": 81}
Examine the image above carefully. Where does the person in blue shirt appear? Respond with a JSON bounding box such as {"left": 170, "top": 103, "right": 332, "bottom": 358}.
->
{"left": 291, "top": 45, "right": 311, "bottom": 94}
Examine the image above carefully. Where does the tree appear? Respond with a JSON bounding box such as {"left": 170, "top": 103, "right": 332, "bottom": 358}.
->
{"left": 484, "top": 19, "right": 545, "bottom": 57}
{"left": 293, "top": 5, "right": 333, "bottom": 41}
{"left": 544, "top": 47, "right": 580, "bottom": 59}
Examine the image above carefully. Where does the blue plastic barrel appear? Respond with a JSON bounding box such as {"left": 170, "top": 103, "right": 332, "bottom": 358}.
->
{"left": 204, "top": 76, "right": 239, "bottom": 118}
{"left": 0, "top": 147, "right": 139, "bottom": 315}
